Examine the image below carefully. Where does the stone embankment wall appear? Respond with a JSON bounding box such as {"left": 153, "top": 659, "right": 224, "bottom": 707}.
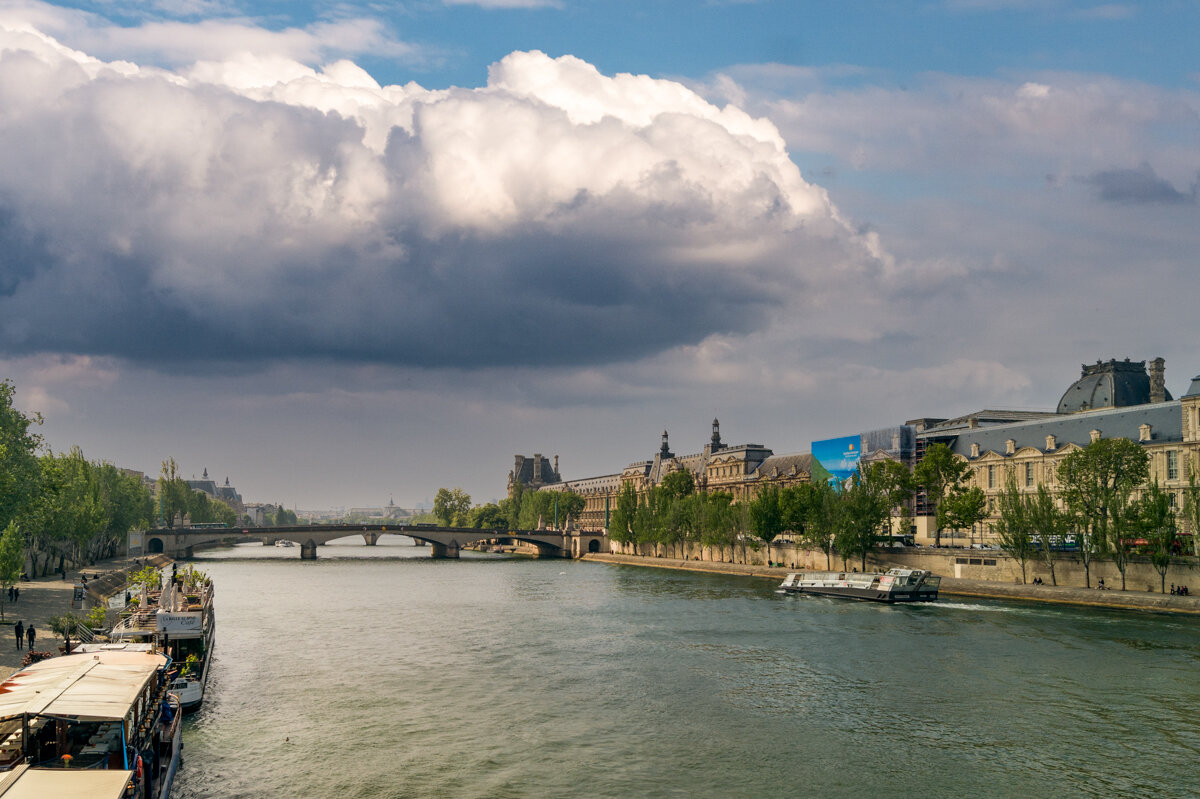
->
{"left": 585, "top": 553, "right": 1200, "bottom": 614}
{"left": 607, "top": 541, "right": 1200, "bottom": 593}
{"left": 82, "top": 554, "right": 173, "bottom": 607}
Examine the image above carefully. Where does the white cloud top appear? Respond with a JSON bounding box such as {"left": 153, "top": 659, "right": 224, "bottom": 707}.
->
{"left": 0, "top": 17, "right": 878, "bottom": 370}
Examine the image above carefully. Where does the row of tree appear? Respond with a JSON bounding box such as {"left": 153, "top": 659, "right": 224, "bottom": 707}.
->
{"left": 431, "top": 484, "right": 587, "bottom": 532}
{"left": 994, "top": 437, "right": 1200, "bottom": 591}
{"left": 0, "top": 379, "right": 251, "bottom": 580}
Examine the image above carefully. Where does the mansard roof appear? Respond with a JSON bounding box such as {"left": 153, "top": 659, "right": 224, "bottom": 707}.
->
{"left": 753, "top": 452, "right": 815, "bottom": 479}
{"left": 945, "top": 400, "right": 1182, "bottom": 458}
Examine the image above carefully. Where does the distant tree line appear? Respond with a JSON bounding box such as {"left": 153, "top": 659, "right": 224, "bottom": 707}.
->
{"left": 430, "top": 485, "right": 587, "bottom": 532}
{"left": 0, "top": 379, "right": 240, "bottom": 575}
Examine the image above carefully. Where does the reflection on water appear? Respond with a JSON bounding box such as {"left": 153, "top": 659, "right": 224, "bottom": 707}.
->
{"left": 177, "top": 543, "right": 1200, "bottom": 798}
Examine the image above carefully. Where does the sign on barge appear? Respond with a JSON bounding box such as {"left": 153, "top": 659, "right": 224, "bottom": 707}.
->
{"left": 779, "top": 568, "right": 940, "bottom": 603}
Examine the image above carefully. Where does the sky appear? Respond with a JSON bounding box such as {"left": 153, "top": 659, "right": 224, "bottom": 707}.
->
{"left": 0, "top": 0, "right": 1197, "bottom": 511}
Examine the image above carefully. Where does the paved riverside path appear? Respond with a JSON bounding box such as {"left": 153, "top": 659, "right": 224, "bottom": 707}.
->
{"left": 0, "top": 555, "right": 172, "bottom": 678}
{"left": 583, "top": 553, "right": 1200, "bottom": 615}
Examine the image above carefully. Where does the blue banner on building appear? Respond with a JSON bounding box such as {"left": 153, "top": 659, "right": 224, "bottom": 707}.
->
{"left": 811, "top": 435, "right": 862, "bottom": 486}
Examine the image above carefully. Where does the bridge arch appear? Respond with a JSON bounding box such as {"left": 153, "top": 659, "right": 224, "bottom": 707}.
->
{"left": 588, "top": 538, "right": 601, "bottom": 553}
{"left": 147, "top": 537, "right": 165, "bottom": 554}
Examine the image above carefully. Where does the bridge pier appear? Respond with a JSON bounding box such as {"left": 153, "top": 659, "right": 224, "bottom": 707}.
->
{"left": 300, "top": 540, "right": 318, "bottom": 560}
{"left": 430, "top": 541, "right": 460, "bottom": 559}
{"left": 363, "top": 532, "right": 379, "bottom": 546}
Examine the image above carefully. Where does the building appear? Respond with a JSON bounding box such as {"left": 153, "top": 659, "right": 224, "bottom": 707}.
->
{"left": 513, "top": 420, "right": 816, "bottom": 531}
{"left": 911, "top": 357, "right": 1200, "bottom": 545}
{"left": 185, "top": 468, "right": 245, "bottom": 516}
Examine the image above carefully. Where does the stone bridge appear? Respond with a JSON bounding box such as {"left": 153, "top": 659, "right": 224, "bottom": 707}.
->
{"left": 132, "top": 524, "right": 608, "bottom": 560}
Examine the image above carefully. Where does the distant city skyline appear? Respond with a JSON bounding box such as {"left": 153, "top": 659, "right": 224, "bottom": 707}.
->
{"left": 1, "top": 1, "right": 1197, "bottom": 508}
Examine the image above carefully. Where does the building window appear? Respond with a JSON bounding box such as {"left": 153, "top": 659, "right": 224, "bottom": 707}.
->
{"left": 987, "top": 465, "right": 996, "bottom": 489}
{"left": 1024, "top": 462, "right": 1034, "bottom": 487}
{"left": 1167, "top": 451, "right": 1179, "bottom": 480}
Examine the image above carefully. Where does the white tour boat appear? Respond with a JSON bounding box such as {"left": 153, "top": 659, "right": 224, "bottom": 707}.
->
{"left": 274, "top": 539, "right": 296, "bottom": 547}
{"left": 0, "top": 649, "right": 182, "bottom": 799}
{"left": 779, "top": 568, "right": 941, "bottom": 603}
{"left": 109, "top": 565, "right": 215, "bottom": 711}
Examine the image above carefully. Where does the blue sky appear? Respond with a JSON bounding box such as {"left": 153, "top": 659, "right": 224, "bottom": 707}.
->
{"left": 0, "top": 0, "right": 1197, "bottom": 509}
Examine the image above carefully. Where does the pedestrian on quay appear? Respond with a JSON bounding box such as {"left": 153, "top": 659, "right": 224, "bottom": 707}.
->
{"left": 13, "top": 587, "right": 18, "bottom": 603}
{"left": 25, "top": 624, "right": 35, "bottom": 651}
{"left": 6, "top": 586, "right": 11, "bottom": 602}
{"left": 14, "top": 620, "right": 22, "bottom": 651}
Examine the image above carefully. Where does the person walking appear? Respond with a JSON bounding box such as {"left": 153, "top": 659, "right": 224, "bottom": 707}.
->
{"left": 14, "top": 620, "right": 22, "bottom": 650}
{"left": 25, "top": 624, "right": 34, "bottom": 651}
{"left": 13, "top": 587, "right": 18, "bottom": 603}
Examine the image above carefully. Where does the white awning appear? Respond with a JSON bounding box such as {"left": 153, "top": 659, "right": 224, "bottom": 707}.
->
{"left": 0, "top": 766, "right": 133, "bottom": 799}
{"left": 0, "top": 652, "right": 167, "bottom": 722}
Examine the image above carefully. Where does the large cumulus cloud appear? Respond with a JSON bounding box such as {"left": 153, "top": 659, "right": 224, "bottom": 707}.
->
{"left": 0, "top": 20, "right": 881, "bottom": 370}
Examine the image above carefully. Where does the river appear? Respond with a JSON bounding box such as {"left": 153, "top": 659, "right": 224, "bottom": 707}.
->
{"left": 173, "top": 537, "right": 1200, "bottom": 798}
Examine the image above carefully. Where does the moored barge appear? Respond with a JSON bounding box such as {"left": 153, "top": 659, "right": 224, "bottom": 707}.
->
{"left": 109, "top": 565, "right": 215, "bottom": 712}
{"left": 0, "top": 649, "right": 182, "bottom": 799}
{"left": 779, "top": 568, "right": 940, "bottom": 603}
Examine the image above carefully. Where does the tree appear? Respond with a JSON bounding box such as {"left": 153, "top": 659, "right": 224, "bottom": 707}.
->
{"left": 0, "top": 523, "right": 23, "bottom": 621}
{"left": 1183, "top": 461, "right": 1200, "bottom": 558}
{"left": 1027, "top": 484, "right": 1066, "bottom": 586}
{"left": 696, "top": 491, "right": 735, "bottom": 561}
{"left": 433, "top": 488, "right": 472, "bottom": 527}
{"left": 748, "top": 485, "right": 785, "bottom": 565}
{"left": 1137, "top": 481, "right": 1177, "bottom": 594}
{"left": 912, "top": 443, "right": 971, "bottom": 547}
{"left": 941, "top": 486, "right": 987, "bottom": 548}
{"left": 802, "top": 481, "right": 840, "bottom": 569}
{"left": 834, "top": 464, "right": 891, "bottom": 572}
{"left": 0, "top": 380, "right": 42, "bottom": 533}
{"left": 1058, "top": 438, "right": 1149, "bottom": 588}
{"left": 157, "top": 458, "right": 192, "bottom": 527}
{"left": 608, "top": 481, "right": 638, "bottom": 548}
{"left": 994, "top": 475, "right": 1035, "bottom": 583}
{"left": 470, "top": 503, "right": 509, "bottom": 531}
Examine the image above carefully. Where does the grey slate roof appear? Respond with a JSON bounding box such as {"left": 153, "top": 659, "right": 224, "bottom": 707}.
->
{"left": 937, "top": 400, "right": 1182, "bottom": 458}
{"left": 753, "top": 452, "right": 816, "bottom": 480}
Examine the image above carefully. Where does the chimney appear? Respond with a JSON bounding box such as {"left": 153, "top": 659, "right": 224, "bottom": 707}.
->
{"left": 1005, "top": 439, "right": 1016, "bottom": 455}
{"left": 1150, "top": 357, "right": 1166, "bottom": 403}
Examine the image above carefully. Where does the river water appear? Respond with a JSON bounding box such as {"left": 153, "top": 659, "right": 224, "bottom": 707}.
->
{"left": 173, "top": 537, "right": 1200, "bottom": 798}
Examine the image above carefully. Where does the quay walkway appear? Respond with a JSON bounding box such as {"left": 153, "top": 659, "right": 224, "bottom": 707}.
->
{"left": 0, "top": 554, "right": 172, "bottom": 678}
{"left": 584, "top": 553, "right": 1200, "bottom": 615}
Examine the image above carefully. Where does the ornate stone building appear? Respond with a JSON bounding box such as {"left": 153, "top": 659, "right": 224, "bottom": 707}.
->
{"left": 914, "top": 358, "right": 1200, "bottom": 546}
{"left": 513, "top": 420, "right": 816, "bottom": 532}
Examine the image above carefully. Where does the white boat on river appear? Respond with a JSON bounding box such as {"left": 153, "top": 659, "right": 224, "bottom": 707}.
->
{"left": 779, "top": 568, "right": 940, "bottom": 603}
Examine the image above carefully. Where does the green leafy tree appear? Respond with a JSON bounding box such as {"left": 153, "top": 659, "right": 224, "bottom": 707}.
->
{"left": 1058, "top": 438, "right": 1149, "bottom": 588}
{"left": 0, "top": 380, "right": 43, "bottom": 533}
{"left": 505, "top": 482, "right": 524, "bottom": 531}
{"left": 1183, "top": 461, "right": 1200, "bottom": 557}
{"left": 748, "top": 485, "right": 785, "bottom": 565}
{"left": 834, "top": 464, "right": 891, "bottom": 572}
{"left": 1137, "top": 481, "right": 1178, "bottom": 594}
{"left": 157, "top": 458, "right": 192, "bottom": 527}
{"left": 470, "top": 503, "right": 509, "bottom": 531}
{"left": 696, "top": 490, "right": 735, "bottom": 561}
{"left": 802, "top": 481, "right": 840, "bottom": 569}
{"left": 1027, "top": 484, "right": 1067, "bottom": 586}
{"left": 0, "top": 523, "right": 23, "bottom": 621}
{"left": 994, "top": 475, "right": 1035, "bottom": 583}
{"left": 912, "top": 443, "right": 971, "bottom": 547}
{"left": 433, "top": 488, "right": 472, "bottom": 527}
{"left": 942, "top": 485, "right": 988, "bottom": 549}
{"left": 608, "top": 481, "right": 638, "bottom": 548}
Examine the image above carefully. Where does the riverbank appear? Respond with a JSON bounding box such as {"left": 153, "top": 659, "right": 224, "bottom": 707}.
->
{"left": 583, "top": 553, "right": 1200, "bottom": 615}
{"left": 0, "top": 553, "right": 172, "bottom": 677}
